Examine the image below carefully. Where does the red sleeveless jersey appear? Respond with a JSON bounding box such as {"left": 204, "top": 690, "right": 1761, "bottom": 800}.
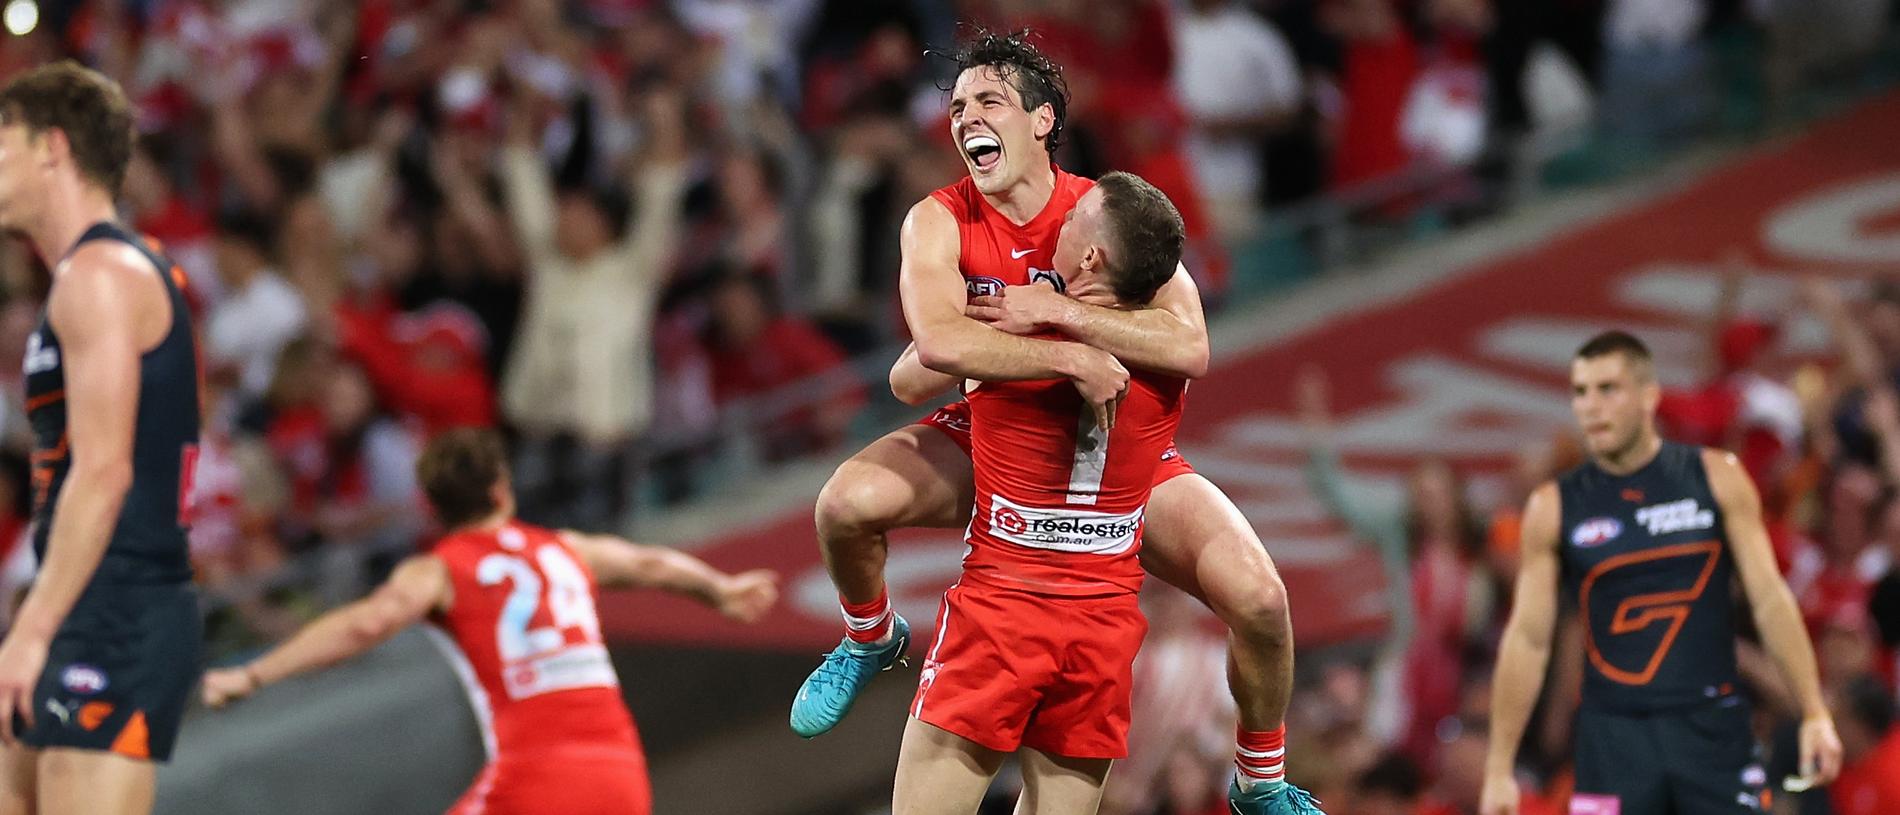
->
{"left": 963, "top": 369, "right": 1186, "bottom": 596}
{"left": 427, "top": 521, "right": 641, "bottom": 760}
{"left": 930, "top": 166, "right": 1185, "bottom": 596}
{"left": 929, "top": 166, "right": 1095, "bottom": 298}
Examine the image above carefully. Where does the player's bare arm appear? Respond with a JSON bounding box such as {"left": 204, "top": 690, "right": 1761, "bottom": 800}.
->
{"left": 890, "top": 343, "right": 963, "bottom": 406}
{"left": 0, "top": 244, "right": 157, "bottom": 744}
{"left": 201, "top": 555, "right": 452, "bottom": 708}
{"left": 900, "top": 197, "right": 1128, "bottom": 421}
{"left": 966, "top": 263, "right": 1210, "bottom": 379}
{"left": 1480, "top": 482, "right": 1562, "bottom": 815}
{"left": 1703, "top": 448, "right": 1843, "bottom": 786}
{"left": 561, "top": 531, "right": 779, "bottom": 624}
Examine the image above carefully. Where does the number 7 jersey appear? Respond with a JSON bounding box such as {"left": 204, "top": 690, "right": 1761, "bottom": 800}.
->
{"left": 964, "top": 366, "right": 1188, "bottom": 597}
{"left": 427, "top": 522, "right": 641, "bottom": 759}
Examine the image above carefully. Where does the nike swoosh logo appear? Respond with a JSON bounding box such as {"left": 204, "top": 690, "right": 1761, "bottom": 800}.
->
{"left": 1011, "top": 248, "right": 1034, "bottom": 259}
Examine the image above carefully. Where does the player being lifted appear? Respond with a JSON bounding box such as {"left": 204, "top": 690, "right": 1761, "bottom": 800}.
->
{"left": 0, "top": 62, "right": 201, "bottom": 815}
{"left": 789, "top": 29, "right": 1321, "bottom": 814}
{"left": 881, "top": 169, "right": 1191, "bottom": 812}
{"left": 201, "top": 429, "right": 779, "bottom": 815}
{"left": 1481, "top": 332, "right": 1842, "bottom": 815}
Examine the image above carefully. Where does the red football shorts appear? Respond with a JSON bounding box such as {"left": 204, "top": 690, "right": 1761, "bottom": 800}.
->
{"left": 910, "top": 582, "right": 1148, "bottom": 759}
{"left": 916, "top": 401, "right": 1196, "bottom": 485}
{"left": 448, "top": 748, "right": 651, "bottom": 815}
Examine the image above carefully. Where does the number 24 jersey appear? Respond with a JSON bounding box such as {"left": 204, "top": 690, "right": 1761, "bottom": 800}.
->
{"left": 428, "top": 522, "right": 641, "bottom": 758}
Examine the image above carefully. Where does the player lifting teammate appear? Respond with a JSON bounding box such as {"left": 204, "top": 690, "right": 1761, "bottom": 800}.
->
{"left": 201, "top": 429, "right": 779, "bottom": 815}
{"left": 884, "top": 169, "right": 1187, "bottom": 812}
{"left": 0, "top": 62, "right": 200, "bottom": 815}
{"left": 788, "top": 29, "right": 1321, "bottom": 814}
{"left": 1481, "top": 332, "right": 1842, "bottom": 815}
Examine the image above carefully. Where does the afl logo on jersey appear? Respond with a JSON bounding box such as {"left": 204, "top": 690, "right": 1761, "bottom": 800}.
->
{"left": 23, "top": 331, "right": 57, "bottom": 375}
{"left": 1571, "top": 517, "right": 1623, "bottom": 548}
{"left": 966, "top": 276, "right": 1005, "bottom": 298}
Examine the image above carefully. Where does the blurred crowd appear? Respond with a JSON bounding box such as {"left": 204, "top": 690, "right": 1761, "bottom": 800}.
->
{"left": 0, "top": 0, "right": 1889, "bottom": 810}
{"left": 1092, "top": 265, "right": 1900, "bottom": 815}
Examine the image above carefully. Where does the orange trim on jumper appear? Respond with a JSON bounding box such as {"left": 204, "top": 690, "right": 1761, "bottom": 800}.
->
{"left": 30, "top": 432, "right": 67, "bottom": 509}
{"left": 1579, "top": 540, "right": 1723, "bottom": 686}
{"left": 109, "top": 710, "right": 149, "bottom": 759}
{"left": 25, "top": 389, "right": 62, "bottom": 412}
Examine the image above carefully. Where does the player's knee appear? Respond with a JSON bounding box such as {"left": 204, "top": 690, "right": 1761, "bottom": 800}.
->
{"left": 1223, "top": 568, "right": 1291, "bottom": 644}
{"left": 814, "top": 465, "right": 904, "bottom": 539}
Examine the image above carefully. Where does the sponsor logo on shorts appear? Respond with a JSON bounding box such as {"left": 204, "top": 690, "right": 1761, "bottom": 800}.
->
{"left": 1569, "top": 794, "right": 1620, "bottom": 815}
{"left": 1570, "top": 517, "right": 1622, "bottom": 548}
{"left": 1742, "top": 764, "right": 1767, "bottom": 787}
{"left": 22, "top": 331, "right": 57, "bottom": 376}
{"left": 933, "top": 410, "right": 971, "bottom": 434}
{"left": 60, "top": 664, "right": 108, "bottom": 695}
{"left": 1635, "top": 498, "right": 1714, "bottom": 536}
{"left": 986, "top": 494, "right": 1142, "bottom": 555}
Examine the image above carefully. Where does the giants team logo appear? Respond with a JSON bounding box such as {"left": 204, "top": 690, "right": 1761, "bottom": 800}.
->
{"left": 966, "top": 276, "right": 1005, "bottom": 297}
{"left": 986, "top": 494, "right": 1142, "bottom": 555}
{"left": 1635, "top": 499, "right": 1715, "bottom": 536}
{"left": 1570, "top": 517, "right": 1622, "bottom": 548}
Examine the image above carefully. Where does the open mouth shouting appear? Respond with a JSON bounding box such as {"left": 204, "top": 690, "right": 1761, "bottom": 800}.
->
{"left": 963, "top": 134, "right": 1002, "bottom": 173}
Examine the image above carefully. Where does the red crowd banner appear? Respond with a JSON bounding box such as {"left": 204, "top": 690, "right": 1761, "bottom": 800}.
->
{"left": 598, "top": 92, "right": 1900, "bottom": 652}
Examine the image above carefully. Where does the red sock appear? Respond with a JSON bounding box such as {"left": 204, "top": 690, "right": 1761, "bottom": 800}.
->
{"left": 841, "top": 590, "right": 893, "bottom": 644}
{"left": 1235, "top": 725, "right": 1286, "bottom": 790}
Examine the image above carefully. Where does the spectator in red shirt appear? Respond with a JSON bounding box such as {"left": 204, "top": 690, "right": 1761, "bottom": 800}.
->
{"left": 1323, "top": 0, "right": 1421, "bottom": 188}
{"left": 703, "top": 273, "right": 863, "bottom": 462}
{"left": 337, "top": 292, "right": 497, "bottom": 437}
{"left": 1830, "top": 675, "right": 1900, "bottom": 815}
{"left": 264, "top": 354, "right": 424, "bottom": 599}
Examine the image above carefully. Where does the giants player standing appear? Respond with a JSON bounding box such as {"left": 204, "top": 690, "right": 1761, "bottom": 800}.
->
{"left": 790, "top": 29, "right": 1321, "bottom": 814}
{"left": 200, "top": 430, "right": 779, "bottom": 814}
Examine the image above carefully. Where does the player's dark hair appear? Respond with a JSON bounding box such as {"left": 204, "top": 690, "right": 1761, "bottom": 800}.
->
{"left": 417, "top": 428, "right": 508, "bottom": 528}
{"left": 0, "top": 61, "right": 135, "bottom": 195}
{"left": 1575, "top": 330, "right": 1653, "bottom": 370}
{"left": 1093, "top": 171, "right": 1185, "bottom": 305}
{"left": 932, "top": 27, "right": 1069, "bottom": 155}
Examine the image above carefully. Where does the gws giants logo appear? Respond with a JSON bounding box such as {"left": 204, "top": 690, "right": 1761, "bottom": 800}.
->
{"left": 1571, "top": 517, "right": 1622, "bottom": 548}
{"left": 1635, "top": 499, "right": 1715, "bottom": 536}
